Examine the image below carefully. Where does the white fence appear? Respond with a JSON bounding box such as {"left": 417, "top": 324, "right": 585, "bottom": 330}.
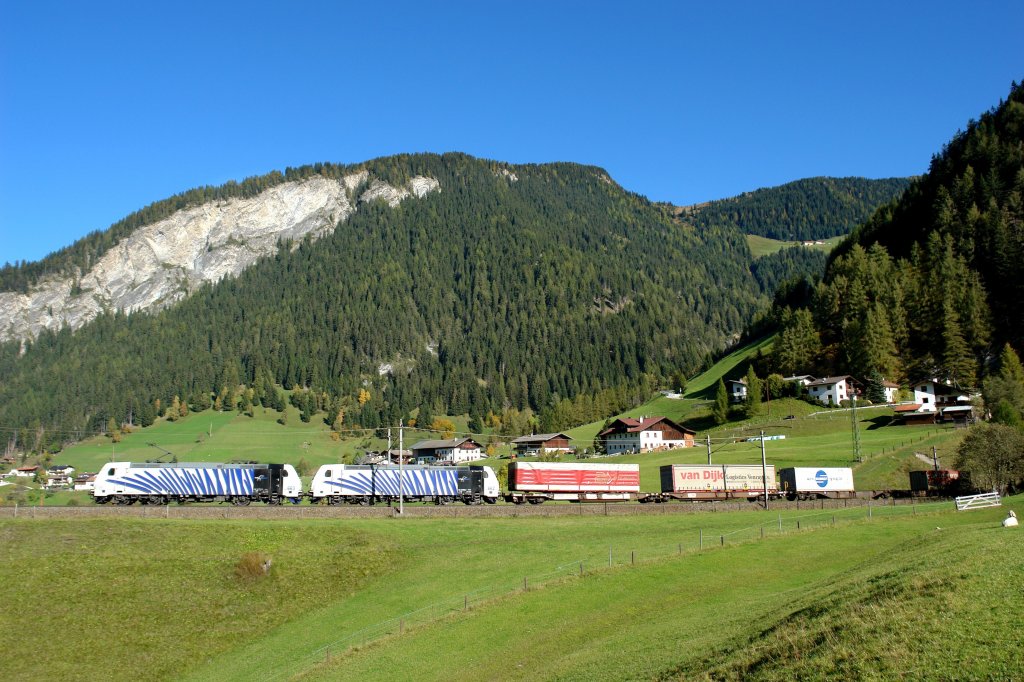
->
{"left": 955, "top": 492, "right": 1001, "bottom": 511}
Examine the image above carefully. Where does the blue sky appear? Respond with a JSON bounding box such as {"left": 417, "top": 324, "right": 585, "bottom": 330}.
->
{"left": 1, "top": 1, "right": 1022, "bottom": 265}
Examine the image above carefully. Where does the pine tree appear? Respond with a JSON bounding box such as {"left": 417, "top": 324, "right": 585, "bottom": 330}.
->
{"left": 998, "top": 343, "right": 1024, "bottom": 383}
{"left": 941, "top": 302, "right": 977, "bottom": 388}
{"left": 744, "top": 366, "right": 762, "bottom": 418}
{"left": 712, "top": 379, "right": 729, "bottom": 425}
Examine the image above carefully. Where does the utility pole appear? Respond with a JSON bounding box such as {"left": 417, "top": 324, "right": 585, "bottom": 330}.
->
{"left": 761, "top": 430, "right": 770, "bottom": 511}
{"left": 851, "top": 394, "right": 862, "bottom": 463}
{"left": 706, "top": 434, "right": 712, "bottom": 465}
{"left": 399, "top": 420, "right": 404, "bottom": 515}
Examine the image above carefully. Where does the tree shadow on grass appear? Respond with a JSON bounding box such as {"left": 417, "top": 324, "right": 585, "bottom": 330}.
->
{"left": 865, "top": 415, "right": 894, "bottom": 430}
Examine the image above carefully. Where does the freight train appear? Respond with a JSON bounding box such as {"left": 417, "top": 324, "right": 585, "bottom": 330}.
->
{"left": 91, "top": 460, "right": 969, "bottom": 506}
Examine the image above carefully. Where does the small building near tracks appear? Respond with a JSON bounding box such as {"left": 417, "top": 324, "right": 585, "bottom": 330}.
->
{"left": 511, "top": 433, "right": 574, "bottom": 458}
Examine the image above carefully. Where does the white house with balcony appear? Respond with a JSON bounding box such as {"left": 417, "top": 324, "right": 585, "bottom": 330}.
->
{"left": 806, "top": 376, "right": 856, "bottom": 406}
{"left": 912, "top": 379, "right": 973, "bottom": 413}
{"left": 726, "top": 379, "right": 748, "bottom": 403}
{"left": 410, "top": 437, "right": 484, "bottom": 464}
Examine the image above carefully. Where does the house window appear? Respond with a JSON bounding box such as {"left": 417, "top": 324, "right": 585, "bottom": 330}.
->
{"left": 923, "top": 397, "right": 930, "bottom": 404}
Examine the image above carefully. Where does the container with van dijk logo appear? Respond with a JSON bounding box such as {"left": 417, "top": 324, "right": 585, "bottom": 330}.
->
{"left": 653, "top": 464, "right": 777, "bottom": 501}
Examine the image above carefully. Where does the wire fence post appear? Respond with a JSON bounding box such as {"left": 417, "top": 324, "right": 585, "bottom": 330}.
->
{"left": 778, "top": 513, "right": 782, "bottom": 532}
{"left": 699, "top": 528, "right": 703, "bottom": 550}
{"left": 720, "top": 535, "right": 724, "bottom": 546}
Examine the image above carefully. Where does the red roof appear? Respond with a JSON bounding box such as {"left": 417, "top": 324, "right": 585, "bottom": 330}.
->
{"left": 893, "top": 404, "right": 923, "bottom": 413}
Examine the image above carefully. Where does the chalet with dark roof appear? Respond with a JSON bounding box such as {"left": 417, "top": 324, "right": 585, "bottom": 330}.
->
{"left": 598, "top": 416, "right": 695, "bottom": 455}
{"left": 911, "top": 379, "right": 974, "bottom": 413}
{"left": 410, "top": 437, "right": 484, "bottom": 464}
{"left": 511, "top": 433, "right": 573, "bottom": 457}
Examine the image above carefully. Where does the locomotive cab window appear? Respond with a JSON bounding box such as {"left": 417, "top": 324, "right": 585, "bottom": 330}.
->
{"left": 107, "top": 467, "right": 115, "bottom": 476}
{"left": 324, "top": 470, "right": 332, "bottom": 478}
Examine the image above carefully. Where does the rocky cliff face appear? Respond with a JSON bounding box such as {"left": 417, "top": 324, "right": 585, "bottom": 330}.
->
{"left": 0, "top": 173, "right": 439, "bottom": 343}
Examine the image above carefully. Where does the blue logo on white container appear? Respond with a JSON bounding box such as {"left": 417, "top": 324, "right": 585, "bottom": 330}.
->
{"left": 815, "top": 470, "right": 829, "bottom": 488}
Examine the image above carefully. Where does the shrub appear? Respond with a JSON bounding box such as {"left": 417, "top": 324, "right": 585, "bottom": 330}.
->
{"left": 234, "top": 552, "right": 272, "bottom": 582}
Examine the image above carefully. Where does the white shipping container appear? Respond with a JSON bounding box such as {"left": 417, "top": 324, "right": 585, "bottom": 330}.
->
{"left": 780, "top": 467, "right": 855, "bottom": 493}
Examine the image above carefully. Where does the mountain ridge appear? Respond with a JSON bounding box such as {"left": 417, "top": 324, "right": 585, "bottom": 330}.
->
{"left": 0, "top": 172, "right": 440, "bottom": 343}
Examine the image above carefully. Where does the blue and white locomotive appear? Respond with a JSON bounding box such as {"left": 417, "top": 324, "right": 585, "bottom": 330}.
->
{"left": 308, "top": 464, "right": 501, "bottom": 505}
{"left": 93, "top": 461, "right": 303, "bottom": 505}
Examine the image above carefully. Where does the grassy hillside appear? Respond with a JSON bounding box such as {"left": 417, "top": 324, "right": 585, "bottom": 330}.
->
{"left": 746, "top": 234, "right": 841, "bottom": 258}
{"left": 4, "top": 497, "right": 1016, "bottom": 680}
{"left": 303, "top": 499, "right": 1020, "bottom": 681}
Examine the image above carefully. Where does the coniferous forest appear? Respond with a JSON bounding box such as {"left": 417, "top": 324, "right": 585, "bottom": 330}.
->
{"left": 689, "top": 177, "right": 911, "bottom": 241}
{"left": 768, "top": 81, "right": 1024, "bottom": 388}
{"left": 2, "top": 155, "right": 770, "bottom": 449}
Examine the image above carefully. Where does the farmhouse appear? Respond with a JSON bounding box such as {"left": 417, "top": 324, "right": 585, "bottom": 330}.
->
{"left": 14, "top": 466, "right": 38, "bottom": 477}
{"left": 411, "top": 437, "right": 485, "bottom": 464}
{"left": 806, "top": 376, "right": 856, "bottom": 406}
{"left": 912, "top": 379, "right": 974, "bottom": 413}
{"left": 73, "top": 474, "right": 97, "bottom": 491}
{"left": 726, "top": 379, "right": 748, "bottom": 403}
{"left": 511, "top": 433, "right": 573, "bottom": 457}
{"left": 881, "top": 380, "right": 900, "bottom": 403}
{"left": 599, "top": 416, "right": 695, "bottom": 455}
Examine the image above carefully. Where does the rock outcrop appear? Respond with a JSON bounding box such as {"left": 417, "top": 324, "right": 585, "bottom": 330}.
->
{"left": 0, "top": 174, "right": 439, "bottom": 343}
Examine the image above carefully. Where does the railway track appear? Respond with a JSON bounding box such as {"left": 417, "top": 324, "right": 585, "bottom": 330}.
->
{"left": 0, "top": 496, "right": 923, "bottom": 520}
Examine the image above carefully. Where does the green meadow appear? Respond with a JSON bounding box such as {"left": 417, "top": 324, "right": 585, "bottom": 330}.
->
{"left": 745, "top": 234, "right": 842, "bottom": 258}
{"left": 2, "top": 497, "right": 1019, "bottom": 680}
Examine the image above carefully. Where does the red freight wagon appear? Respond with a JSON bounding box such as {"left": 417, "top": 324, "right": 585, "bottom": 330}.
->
{"left": 505, "top": 462, "right": 640, "bottom": 504}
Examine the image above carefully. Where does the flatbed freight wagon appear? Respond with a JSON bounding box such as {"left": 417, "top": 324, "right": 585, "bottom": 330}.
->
{"left": 641, "top": 464, "right": 778, "bottom": 502}
{"left": 505, "top": 461, "right": 640, "bottom": 504}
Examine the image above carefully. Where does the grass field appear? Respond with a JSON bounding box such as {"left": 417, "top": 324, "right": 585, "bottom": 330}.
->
{"left": 302, "top": 499, "right": 1022, "bottom": 681}
{"left": 2, "top": 497, "right": 1019, "bottom": 680}
{"left": 746, "top": 234, "right": 842, "bottom": 258}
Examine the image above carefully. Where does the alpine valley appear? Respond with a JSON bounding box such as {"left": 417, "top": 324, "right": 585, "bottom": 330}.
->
{"left": 0, "top": 153, "right": 910, "bottom": 448}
